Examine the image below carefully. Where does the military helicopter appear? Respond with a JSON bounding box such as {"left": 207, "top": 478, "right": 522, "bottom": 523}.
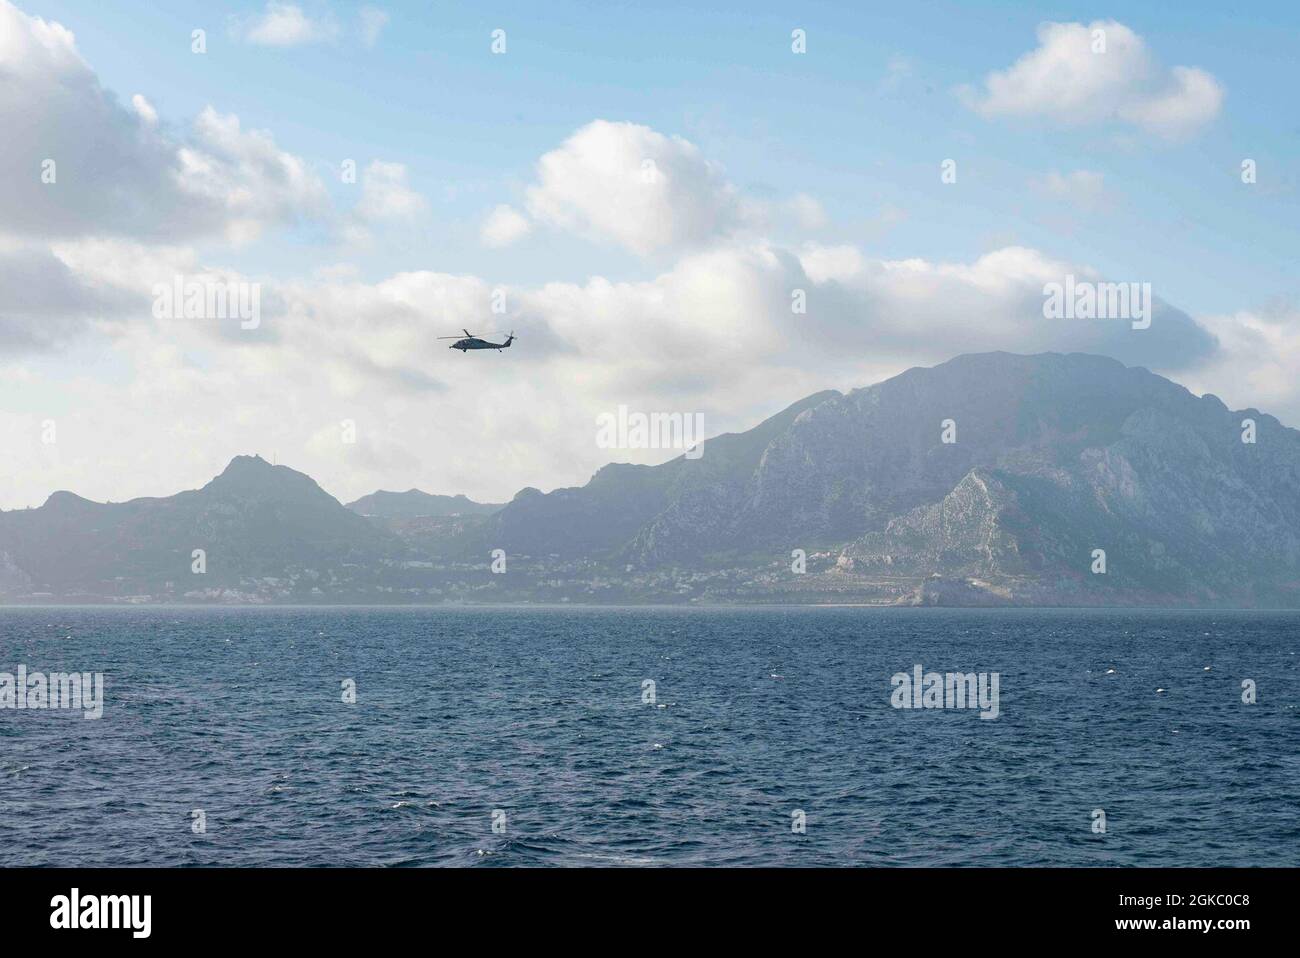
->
{"left": 438, "top": 329, "right": 516, "bottom": 352}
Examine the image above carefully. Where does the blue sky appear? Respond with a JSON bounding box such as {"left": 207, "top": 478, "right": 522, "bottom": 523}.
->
{"left": 1, "top": 0, "right": 1297, "bottom": 508}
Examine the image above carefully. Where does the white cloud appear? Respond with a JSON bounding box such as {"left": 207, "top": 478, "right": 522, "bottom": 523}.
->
{"left": 0, "top": 0, "right": 334, "bottom": 352}
{"left": 514, "top": 120, "right": 835, "bottom": 254}
{"left": 793, "top": 242, "right": 1216, "bottom": 369}
{"left": 355, "top": 161, "right": 426, "bottom": 222}
{"left": 131, "top": 93, "right": 158, "bottom": 126}
{"left": 1117, "top": 66, "right": 1224, "bottom": 140}
{"left": 233, "top": 3, "right": 338, "bottom": 47}
{"left": 961, "top": 20, "right": 1223, "bottom": 138}
{"left": 1181, "top": 306, "right": 1300, "bottom": 420}
{"left": 480, "top": 204, "right": 532, "bottom": 247}
{"left": 0, "top": 228, "right": 1246, "bottom": 511}
{"left": 525, "top": 120, "right": 748, "bottom": 256}
{"left": 0, "top": 246, "right": 136, "bottom": 351}
{"left": 178, "top": 107, "right": 332, "bottom": 243}
{"left": 0, "top": 0, "right": 329, "bottom": 245}
{"left": 358, "top": 6, "right": 389, "bottom": 49}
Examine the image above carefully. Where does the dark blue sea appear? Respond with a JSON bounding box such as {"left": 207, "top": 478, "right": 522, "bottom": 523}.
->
{"left": 1, "top": 607, "right": 1296, "bottom": 867}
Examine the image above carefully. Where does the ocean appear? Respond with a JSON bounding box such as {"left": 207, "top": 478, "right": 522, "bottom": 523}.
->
{"left": 1, "top": 606, "right": 1296, "bottom": 867}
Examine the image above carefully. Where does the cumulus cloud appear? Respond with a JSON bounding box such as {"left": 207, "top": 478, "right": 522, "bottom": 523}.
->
{"left": 796, "top": 243, "right": 1216, "bottom": 370}
{"left": 354, "top": 161, "right": 426, "bottom": 222}
{"left": 525, "top": 120, "right": 750, "bottom": 256}
{"left": 960, "top": 20, "right": 1223, "bottom": 138}
{"left": 1180, "top": 305, "right": 1300, "bottom": 422}
{"left": 0, "top": 245, "right": 138, "bottom": 352}
{"left": 130, "top": 93, "right": 158, "bottom": 126}
{"left": 232, "top": 3, "right": 339, "bottom": 47}
{"left": 5, "top": 233, "right": 1233, "bottom": 509}
{"left": 0, "top": 224, "right": 1248, "bottom": 511}
{"left": 1117, "top": 66, "right": 1224, "bottom": 139}
{"left": 512, "top": 120, "right": 837, "bottom": 254}
{"left": 178, "top": 107, "right": 332, "bottom": 243}
{"left": 0, "top": 0, "right": 334, "bottom": 354}
{"left": 0, "top": 0, "right": 329, "bottom": 244}
{"left": 480, "top": 204, "right": 532, "bottom": 248}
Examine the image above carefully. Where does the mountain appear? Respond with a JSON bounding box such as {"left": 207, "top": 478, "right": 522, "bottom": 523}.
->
{"left": 0, "top": 455, "right": 392, "bottom": 600}
{"left": 345, "top": 489, "right": 503, "bottom": 518}
{"left": 469, "top": 351, "right": 1300, "bottom": 605}
{"left": 479, "top": 389, "right": 839, "bottom": 559}
{"left": 3, "top": 353, "right": 1299, "bottom": 606}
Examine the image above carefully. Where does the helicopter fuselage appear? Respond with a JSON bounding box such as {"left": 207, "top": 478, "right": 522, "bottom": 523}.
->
{"left": 450, "top": 337, "right": 512, "bottom": 351}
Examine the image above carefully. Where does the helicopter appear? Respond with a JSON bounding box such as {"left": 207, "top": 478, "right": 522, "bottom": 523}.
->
{"left": 437, "top": 329, "right": 516, "bottom": 352}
